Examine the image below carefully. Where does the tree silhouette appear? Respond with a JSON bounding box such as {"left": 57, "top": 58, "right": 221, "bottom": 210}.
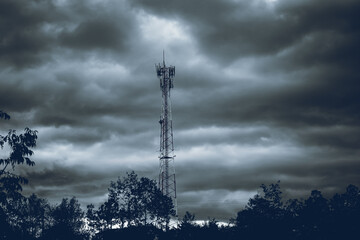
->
{"left": 106, "top": 172, "right": 174, "bottom": 227}
{"left": 97, "top": 196, "right": 119, "bottom": 230}
{"left": 0, "top": 111, "right": 10, "bottom": 120}
{"left": 180, "top": 211, "right": 196, "bottom": 229}
{"left": 2, "top": 193, "right": 51, "bottom": 239}
{"left": 329, "top": 184, "right": 360, "bottom": 239}
{"left": 42, "top": 197, "right": 86, "bottom": 240}
{"left": 177, "top": 211, "right": 199, "bottom": 240}
{"left": 90, "top": 172, "right": 175, "bottom": 238}
{"left": 0, "top": 110, "right": 38, "bottom": 239}
{"left": 236, "top": 181, "right": 289, "bottom": 239}
{"left": 299, "top": 190, "right": 330, "bottom": 239}
{"left": 23, "top": 194, "right": 51, "bottom": 238}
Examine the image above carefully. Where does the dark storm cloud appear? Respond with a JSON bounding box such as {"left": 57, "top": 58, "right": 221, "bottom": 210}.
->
{"left": 18, "top": 163, "right": 111, "bottom": 202}
{"left": 0, "top": 0, "right": 138, "bottom": 69}
{"left": 0, "top": 0, "right": 57, "bottom": 68}
{"left": 1, "top": 61, "right": 160, "bottom": 142}
{"left": 21, "top": 164, "right": 106, "bottom": 188}
{"left": 176, "top": 126, "right": 273, "bottom": 148}
{"left": 295, "top": 126, "right": 360, "bottom": 149}
{"left": 179, "top": 152, "right": 360, "bottom": 192}
{"left": 132, "top": 0, "right": 360, "bottom": 63}
{"left": 175, "top": 146, "right": 360, "bottom": 219}
{"left": 59, "top": 17, "right": 128, "bottom": 51}
{"left": 133, "top": 0, "right": 360, "bottom": 135}
{"left": 19, "top": 162, "right": 159, "bottom": 207}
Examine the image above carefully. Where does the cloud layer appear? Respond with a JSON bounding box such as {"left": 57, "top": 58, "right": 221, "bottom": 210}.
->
{"left": 1, "top": 0, "right": 359, "bottom": 220}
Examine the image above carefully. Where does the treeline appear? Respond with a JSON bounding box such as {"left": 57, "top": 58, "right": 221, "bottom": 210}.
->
{"left": 1, "top": 178, "right": 360, "bottom": 239}
{"left": 234, "top": 182, "right": 360, "bottom": 240}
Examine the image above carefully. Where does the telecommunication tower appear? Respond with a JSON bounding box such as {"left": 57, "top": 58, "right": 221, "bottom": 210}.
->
{"left": 156, "top": 53, "right": 177, "bottom": 216}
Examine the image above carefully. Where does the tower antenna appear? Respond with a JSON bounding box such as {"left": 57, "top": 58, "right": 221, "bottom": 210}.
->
{"left": 163, "top": 50, "right": 165, "bottom": 66}
{"left": 155, "top": 54, "right": 177, "bottom": 220}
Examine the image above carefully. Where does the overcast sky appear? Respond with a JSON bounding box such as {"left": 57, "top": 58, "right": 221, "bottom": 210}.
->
{"left": 1, "top": 0, "right": 359, "bottom": 220}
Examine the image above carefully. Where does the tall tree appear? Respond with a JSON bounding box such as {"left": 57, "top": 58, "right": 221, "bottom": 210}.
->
{"left": 5, "top": 194, "right": 51, "bottom": 239}
{"left": 330, "top": 184, "right": 360, "bottom": 238}
{"left": 236, "top": 182, "right": 289, "bottom": 239}
{"left": 300, "top": 190, "right": 330, "bottom": 239}
{"left": 23, "top": 194, "right": 51, "bottom": 238}
{"left": 93, "top": 172, "right": 175, "bottom": 232}
{"left": 42, "top": 197, "right": 86, "bottom": 240}
{"left": 178, "top": 212, "right": 198, "bottom": 240}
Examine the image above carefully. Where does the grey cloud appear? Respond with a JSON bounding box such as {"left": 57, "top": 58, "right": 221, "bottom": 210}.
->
{"left": 0, "top": 0, "right": 59, "bottom": 68}
{"left": 295, "top": 126, "right": 360, "bottom": 149}
{"left": 60, "top": 19, "right": 125, "bottom": 50}
{"left": 176, "top": 148, "right": 359, "bottom": 194}
{"left": 176, "top": 127, "right": 273, "bottom": 149}
{"left": 20, "top": 163, "right": 127, "bottom": 201}
{"left": 133, "top": 0, "right": 360, "bottom": 133}
{"left": 57, "top": 0, "right": 138, "bottom": 53}
{"left": 132, "top": 0, "right": 360, "bottom": 63}
{"left": 20, "top": 162, "right": 161, "bottom": 207}
{"left": 0, "top": 0, "right": 138, "bottom": 69}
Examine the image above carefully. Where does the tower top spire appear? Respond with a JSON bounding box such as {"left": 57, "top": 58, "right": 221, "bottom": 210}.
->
{"left": 163, "top": 50, "right": 165, "bottom": 66}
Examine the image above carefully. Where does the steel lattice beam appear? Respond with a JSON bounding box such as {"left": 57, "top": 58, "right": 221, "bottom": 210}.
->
{"left": 155, "top": 55, "right": 177, "bottom": 216}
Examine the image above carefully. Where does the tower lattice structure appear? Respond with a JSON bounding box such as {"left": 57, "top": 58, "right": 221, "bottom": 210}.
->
{"left": 156, "top": 55, "right": 177, "bottom": 216}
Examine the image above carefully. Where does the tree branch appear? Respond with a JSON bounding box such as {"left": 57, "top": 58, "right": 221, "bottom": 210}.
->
{"left": 0, "top": 162, "right": 9, "bottom": 176}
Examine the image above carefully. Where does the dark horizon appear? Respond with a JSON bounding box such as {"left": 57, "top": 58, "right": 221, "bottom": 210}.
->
{"left": 1, "top": 0, "right": 359, "bottom": 220}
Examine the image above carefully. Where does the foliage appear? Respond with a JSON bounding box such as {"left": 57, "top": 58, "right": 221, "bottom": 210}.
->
{"left": 0, "top": 110, "right": 10, "bottom": 120}
{"left": 179, "top": 211, "right": 196, "bottom": 229}
{"left": 234, "top": 182, "right": 360, "bottom": 240}
{"left": 41, "top": 197, "right": 86, "bottom": 240}
{"left": 0, "top": 110, "right": 39, "bottom": 239}
{"left": 88, "top": 171, "right": 175, "bottom": 234}
{"left": 236, "top": 181, "right": 289, "bottom": 239}
{"left": 0, "top": 110, "right": 38, "bottom": 200}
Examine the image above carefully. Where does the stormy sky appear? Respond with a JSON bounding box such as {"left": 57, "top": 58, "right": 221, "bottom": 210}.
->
{"left": 1, "top": 0, "right": 359, "bottom": 220}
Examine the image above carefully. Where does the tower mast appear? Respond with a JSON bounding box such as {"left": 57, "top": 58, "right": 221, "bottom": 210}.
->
{"left": 156, "top": 54, "right": 177, "bottom": 216}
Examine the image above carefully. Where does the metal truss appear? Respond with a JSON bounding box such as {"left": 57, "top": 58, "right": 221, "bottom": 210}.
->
{"left": 156, "top": 55, "right": 177, "bottom": 216}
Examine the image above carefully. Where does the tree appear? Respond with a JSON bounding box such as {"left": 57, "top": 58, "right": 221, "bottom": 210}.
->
{"left": 53, "top": 197, "right": 85, "bottom": 231}
{"left": 97, "top": 196, "right": 119, "bottom": 230}
{"left": 0, "top": 110, "right": 38, "bottom": 200}
{"left": 0, "top": 111, "right": 10, "bottom": 120}
{"left": 42, "top": 197, "right": 86, "bottom": 240}
{"left": 237, "top": 182, "right": 284, "bottom": 223}
{"left": 284, "top": 198, "right": 305, "bottom": 238}
{"left": 86, "top": 204, "right": 99, "bottom": 233}
{"left": 180, "top": 211, "right": 196, "bottom": 229}
{"left": 3, "top": 193, "right": 51, "bottom": 239}
{"left": 236, "top": 182, "right": 289, "bottom": 239}
{"left": 301, "top": 190, "right": 330, "bottom": 238}
{"left": 23, "top": 194, "right": 51, "bottom": 238}
{"left": 92, "top": 171, "right": 175, "bottom": 233}
{"left": 329, "top": 184, "right": 360, "bottom": 238}
{"left": 0, "top": 110, "right": 38, "bottom": 239}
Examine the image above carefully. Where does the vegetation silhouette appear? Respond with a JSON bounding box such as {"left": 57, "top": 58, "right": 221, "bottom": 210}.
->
{"left": 1, "top": 110, "right": 38, "bottom": 239}
{"left": 87, "top": 171, "right": 175, "bottom": 236}
{"left": 1, "top": 110, "right": 360, "bottom": 239}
